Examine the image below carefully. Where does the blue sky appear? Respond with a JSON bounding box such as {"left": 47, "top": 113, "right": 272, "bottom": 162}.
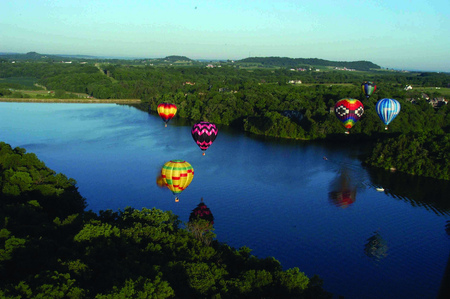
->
{"left": 1, "top": 0, "right": 449, "bottom": 72}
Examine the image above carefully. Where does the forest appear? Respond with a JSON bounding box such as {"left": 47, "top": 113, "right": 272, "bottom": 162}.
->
{"left": 0, "top": 142, "right": 331, "bottom": 298}
{"left": 1, "top": 58, "right": 450, "bottom": 179}
{"left": 237, "top": 57, "right": 380, "bottom": 71}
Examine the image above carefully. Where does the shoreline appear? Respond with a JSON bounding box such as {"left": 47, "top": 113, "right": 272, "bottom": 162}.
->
{"left": 0, "top": 98, "right": 141, "bottom": 104}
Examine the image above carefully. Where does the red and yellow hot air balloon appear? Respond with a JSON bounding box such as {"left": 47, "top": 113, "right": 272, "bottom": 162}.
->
{"left": 157, "top": 103, "right": 177, "bottom": 127}
{"left": 161, "top": 160, "right": 194, "bottom": 202}
{"left": 334, "top": 98, "right": 364, "bottom": 133}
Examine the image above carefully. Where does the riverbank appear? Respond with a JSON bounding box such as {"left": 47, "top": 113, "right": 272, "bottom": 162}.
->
{"left": 0, "top": 98, "right": 141, "bottom": 104}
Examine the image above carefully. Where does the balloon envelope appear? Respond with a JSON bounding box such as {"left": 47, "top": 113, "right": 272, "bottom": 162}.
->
{"left": 376, "top": 98, "right": 401, "bottom": 127}
{"left": 334, "top": 99, "right": 364, "bottom": 130}
{"left": 161, "top": 160, "right": 194, "bottom": 196}
{"left": 157, "top": 103, "right": 177, "bottom": 124}
{"left": 361, "top": 81, "right": 376, "bottom": 98}
{"left": 191, "top": 122, "right": 218, "bottom": 152}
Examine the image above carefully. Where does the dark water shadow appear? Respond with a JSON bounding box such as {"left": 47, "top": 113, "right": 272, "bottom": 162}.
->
{"left": 365, "top": 166, "right": 450, "bottom": 216}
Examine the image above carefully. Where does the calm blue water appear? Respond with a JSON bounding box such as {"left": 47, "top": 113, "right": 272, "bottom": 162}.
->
{"left": 1, "top": 102, "right": 449, "bottom": 299}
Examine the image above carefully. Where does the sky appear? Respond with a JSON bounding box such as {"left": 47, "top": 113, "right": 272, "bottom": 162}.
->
{"left": 1, "top": 0, "right": 449, "bottom": 72}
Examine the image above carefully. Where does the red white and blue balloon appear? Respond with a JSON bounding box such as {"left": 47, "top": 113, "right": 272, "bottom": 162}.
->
{"left": 191, "top": 122, "right": 218, "bottom": 155}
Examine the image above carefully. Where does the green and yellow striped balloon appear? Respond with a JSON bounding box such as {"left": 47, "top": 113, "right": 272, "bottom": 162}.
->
{"left": 161, "top": 160, "right": 194, "bottom": 201}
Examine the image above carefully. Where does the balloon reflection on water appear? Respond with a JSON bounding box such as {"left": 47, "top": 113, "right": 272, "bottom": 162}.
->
{"left": 328, "top": 167, "right": 358, "bottom": 208}
{"left": 326, "top": 157, "right": 370, "bottom": 208}
{"left": 364, "top": 231, "right": 388, "bottom": 261}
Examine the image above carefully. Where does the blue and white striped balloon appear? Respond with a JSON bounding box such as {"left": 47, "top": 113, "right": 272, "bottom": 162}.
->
{"left": 376, "top": 98, "right": 401, "bottom": 129}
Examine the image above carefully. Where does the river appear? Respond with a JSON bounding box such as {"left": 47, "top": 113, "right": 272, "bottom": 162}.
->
{"left": 1, "top": 102, "right": 449, "bottom": 298}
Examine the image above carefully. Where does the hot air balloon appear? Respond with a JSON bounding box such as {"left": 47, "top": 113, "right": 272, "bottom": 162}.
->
{"left": 191, "top": 121, "right": 218, "bottom": 155}
{"left": 161, "top": 160, "right": 194, "bottom": 202}
{"left": 334, "top": 98, "right": 364, "bottom": 133}
{"left": 376, "top": 98, "right": 401, "bottom": 130}
{"left": 361, "top": 81, "right": 376, "bottom": 98}
{"left": 157, "top": 103, "right": 177, "bottom": 127}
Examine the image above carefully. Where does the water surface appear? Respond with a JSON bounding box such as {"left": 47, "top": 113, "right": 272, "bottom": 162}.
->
{"left": 1, "top": 102, "right": 449, "bottom": 298}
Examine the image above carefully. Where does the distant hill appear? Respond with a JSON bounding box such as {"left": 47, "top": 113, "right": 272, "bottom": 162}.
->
{"left": 163, "top": 55, "right": 192, "bottom": 62}
{"left": 0, "top": 52, "right": 380, "bottom": 70}
{"left": 0, "top": 52, "right": 196, "bottom": 64}
{"left": 0, "top": 51, "right": 91, "bottom": 61}
{"left": 0, "top": 51, "right": 46, "bottom": 60}
{"left": 237, "top": 56, "right": 381, "bottom": 71}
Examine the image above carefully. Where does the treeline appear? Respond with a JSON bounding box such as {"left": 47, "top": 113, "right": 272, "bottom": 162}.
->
{"left": 0, "top": 142, "right": 331, "bottom": 298}
{"left": 364, "top": 133, "right": 450, "bottom": 180}
{"left": 238, "top": 57, "right": 381, "bottom": 71}
{"left": 1, "top": 62, "right": 449, "bottom": 140}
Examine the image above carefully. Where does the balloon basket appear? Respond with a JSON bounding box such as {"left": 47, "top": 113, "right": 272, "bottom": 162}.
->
{"left": 344, "top": 131, "right": 350, "bottom": 135}
{"left": 165, "top": 124, "right": 167, "bottom": 128}
{"left": 385, "top": 126, "right": 388, "bottom": 130}
{"left": 175, "top": 197, "right": 179, "bottom": 203}
{"left": 202, "top": 152, "right": 205, "bottom": 156}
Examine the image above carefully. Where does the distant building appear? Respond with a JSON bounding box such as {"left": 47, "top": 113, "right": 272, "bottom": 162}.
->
{"left": 427, "top": 97, "right": 448, "bottom": 108}
{"left": 404, "top": 85, "right": 413, "bottom": 91}
{"left": 406, "top": 96, "right": 448, "bottom": 107}
{"left": 288, "top": 80, "right": 302, "bottom": 84}
{"left": 334, "top": 66, "right": 356, "bottom": 71}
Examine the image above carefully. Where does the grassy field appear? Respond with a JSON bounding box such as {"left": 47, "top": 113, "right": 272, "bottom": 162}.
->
{"left": 299, "top": 83, "right": 356, "bottom": 87}
{"left": 414, "top": 87, "right": 450, "bottom": 97}
{"left": 1, "top": 87, "right": 141, "bottom": 103}
{"left": 0, "top": 88, "right": 92, "bottom": 99}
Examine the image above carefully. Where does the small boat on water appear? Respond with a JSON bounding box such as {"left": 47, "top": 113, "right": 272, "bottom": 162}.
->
{"left": 376, "top": 188, "right": 385, "bottom": 192}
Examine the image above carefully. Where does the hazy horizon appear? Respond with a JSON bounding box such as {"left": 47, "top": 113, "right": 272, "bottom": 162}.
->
{"left": 2, "top": 0, "right": 449, "bottom": 72}
{"left": 3, "top": 50, "right": 444, "bottom": 73}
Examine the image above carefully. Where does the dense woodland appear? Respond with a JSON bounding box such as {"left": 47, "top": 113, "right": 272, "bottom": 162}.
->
{"left": 0, "top": 142, "right": 331, "bottom": 298}
{"left": 238, "top": 57, "right": 380, "bottom": 71}
{"left": 1, "top": 56, "right": 450, "bottom": 180}
{"left": 364, "top": 132, "right": 450, "bottom": 180}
